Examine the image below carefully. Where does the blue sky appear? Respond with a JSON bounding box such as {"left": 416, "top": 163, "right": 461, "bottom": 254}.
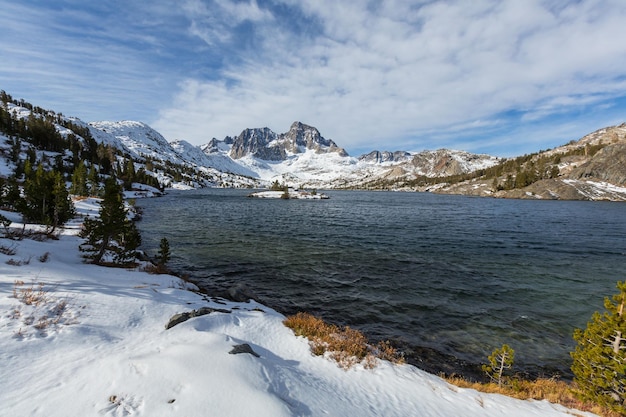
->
{"left": 1, "top": 0, "right": 626, "bottom": 157}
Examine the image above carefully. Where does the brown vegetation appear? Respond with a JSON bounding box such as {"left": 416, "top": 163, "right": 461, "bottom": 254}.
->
{"left": 283, "top": 312, "right": 404, "bottom": 369}
{"left": 444, "top": 376, "right": 623, "bottom": 417}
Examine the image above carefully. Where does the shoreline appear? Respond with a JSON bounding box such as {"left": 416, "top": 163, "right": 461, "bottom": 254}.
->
{"left": 172, "top": 272, "right": 572, "bottom": 383}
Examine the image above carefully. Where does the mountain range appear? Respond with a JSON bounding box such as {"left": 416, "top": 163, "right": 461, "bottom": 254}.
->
{"left": 1, "top": 93, "right": 625, "bottom": 201}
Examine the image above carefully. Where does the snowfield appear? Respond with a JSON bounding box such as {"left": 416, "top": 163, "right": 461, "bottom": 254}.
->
{"left": 0, "top": 201, "right": 597, "bottom": 417}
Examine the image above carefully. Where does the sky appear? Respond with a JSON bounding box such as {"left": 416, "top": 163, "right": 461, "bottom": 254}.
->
{"left": 1, "top": 0, "right": 626, "bottom": 157}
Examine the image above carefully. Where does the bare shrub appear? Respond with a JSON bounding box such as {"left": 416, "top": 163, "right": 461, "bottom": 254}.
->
{"left": 6, "top": 256, "right": 31, "bottom": 266}
{"left": 0, "top": 243, "right": 17, "bottom": 255}
{"left": 38, "top": 252, "right": 50, "bottom": 262}
{"left": 9, "top": 281, "right": 78, "bottom": 336}
{"left": 13, "top": 281, "right": 48, "bottom": 306}
{"left": 34, "top": 316, "right": 49, "bottom": 330}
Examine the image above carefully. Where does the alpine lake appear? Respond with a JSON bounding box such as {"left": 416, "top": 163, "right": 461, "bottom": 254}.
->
{"left": 136, "top": 188, "right": 626, "bottom": 380}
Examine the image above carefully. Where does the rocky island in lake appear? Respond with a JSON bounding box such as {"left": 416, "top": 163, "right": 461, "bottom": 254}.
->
{"left": 248, "top": 188, "right": 329, "bottom": 199}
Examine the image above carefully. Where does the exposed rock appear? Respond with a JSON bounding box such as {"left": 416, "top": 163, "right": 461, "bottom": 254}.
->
{"left": 569, "top": 142, "right": 626, "bottom": 184}
{"left": 280, "top": 121, "right": 348, "bottom": 156}
{"left": 229, "top": 343, "right": 260, "bottom": 357}
{"left": 229, "top": 122, "right": 347, "bottom": 161}
{"left": 411, "top": 150, "right": 477, "bottom": 177}
{"left": 359, "top": 150, "right": 412, "bottom": 163}
{"left": 230, "top": 127, "right": 284, "bottom": 160}
{"left": 220, "top": 283, "right": 258, "bottom": 303}
{"left": 165, "top": 307, "right": 231, "bottom": 329}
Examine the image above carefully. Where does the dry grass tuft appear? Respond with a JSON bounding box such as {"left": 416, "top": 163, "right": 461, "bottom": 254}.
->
{"left": 284, "top": 312, "right": 403, "bottom": 369}
{"left": 9, "top": 280, "right": 79, "bottom": 337}
{"left": 13, "top": 281, "right": 48, "bottom": 306}
{"left": 444, "top": 375, "right": 623, "bottom": 417}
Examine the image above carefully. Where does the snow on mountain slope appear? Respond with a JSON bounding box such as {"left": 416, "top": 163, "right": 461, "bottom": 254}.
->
{"left": 89, "top": 120, "right": 182, "bottom": 163}
{"left": 1, "top": 100, "right": 498, "bottom": 190}
{"left": 410, "top": 149, "right": 502, "bottom": 177}
{"left": 235, "top": 148, "right": 360, "bottom": 187}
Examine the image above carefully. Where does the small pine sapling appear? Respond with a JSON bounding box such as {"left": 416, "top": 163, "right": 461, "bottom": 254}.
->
{"left": 482, "top": 344, "right": 515, "bottom": 387}
{"left": 155, "top": 237, "right": 171, "bottom": 272}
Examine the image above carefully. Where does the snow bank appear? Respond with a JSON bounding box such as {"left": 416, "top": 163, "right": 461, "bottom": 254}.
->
{"left": 0, "top": 203, "right": 597, "bottom": 416}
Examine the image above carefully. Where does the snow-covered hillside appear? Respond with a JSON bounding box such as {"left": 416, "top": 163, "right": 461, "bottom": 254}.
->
{"left": 0, "top": 203, "right": 597, "bottom": 417}
{"left": 89, "top": 120, "right": 180, "bottom": 164}
{"left": 5, "top": 94, "right": 624, "bottom": 199}
{"left": 84, "top": 116, "right": 501, "bottom": 189}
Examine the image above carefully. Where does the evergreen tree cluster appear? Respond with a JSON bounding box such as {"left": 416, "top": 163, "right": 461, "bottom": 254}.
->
{"left": 0, "top": 162, "right": 74, "bottom": 232}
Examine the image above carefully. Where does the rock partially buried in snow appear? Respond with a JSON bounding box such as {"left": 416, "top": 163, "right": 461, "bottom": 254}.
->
{"left": 229, "top": 344, "right": 261, "bottom": 358}
{"left": 165, "top": 307, "right": 231, "bottom": 329}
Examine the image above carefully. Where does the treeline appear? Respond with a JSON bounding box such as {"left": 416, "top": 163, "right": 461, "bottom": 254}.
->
{"left": 0, "top": 90, "right": 165, "bottom": 191}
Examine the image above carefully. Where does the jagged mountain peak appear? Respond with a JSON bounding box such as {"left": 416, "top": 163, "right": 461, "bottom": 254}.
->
{"left": 228, "top": 121, "right": 348, "bottom": 161}
{"left": 281, "top": 121, "right": 348, "bottom": 156}
{"left": 230, "top": 126, "right": 281, "bottom": 160}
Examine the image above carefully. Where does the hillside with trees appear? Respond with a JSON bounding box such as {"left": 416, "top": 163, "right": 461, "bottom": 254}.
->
{"left": 357, "top": 124, "right": 626, "bottom": 200}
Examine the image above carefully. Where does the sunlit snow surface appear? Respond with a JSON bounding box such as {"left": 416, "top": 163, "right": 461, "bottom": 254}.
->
{"left": 0, "top": 200, "right": 597, "bottom": 417}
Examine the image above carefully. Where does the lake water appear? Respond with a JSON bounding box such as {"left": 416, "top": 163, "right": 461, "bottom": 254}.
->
{"left": 136, "top": 188, "right": 626, "bottom": 379}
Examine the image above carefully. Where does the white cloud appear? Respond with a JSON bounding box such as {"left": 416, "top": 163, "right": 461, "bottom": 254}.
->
{"left": 153, "top": 0, "right": 626, "bottom": 153}
{"left": 2, "top": 0, "right": 626, "bottom": 155}
{"left": 0, "top": 1, "right": 178, "bottom": 122}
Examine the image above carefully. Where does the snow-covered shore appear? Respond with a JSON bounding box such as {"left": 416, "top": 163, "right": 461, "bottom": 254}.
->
{"left": 0, "top": 201, "right": 596, "bottom": 416}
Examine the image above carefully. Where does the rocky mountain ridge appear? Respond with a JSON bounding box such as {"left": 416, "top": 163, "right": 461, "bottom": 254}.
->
{"left": 226, "top": 121, "right": 347, "bottom": 161}
{"left": 1, "top": 91, "right": 625, "bottom": 200}
{"left": 418, "top": 124, "right": 626, "bottom": 201}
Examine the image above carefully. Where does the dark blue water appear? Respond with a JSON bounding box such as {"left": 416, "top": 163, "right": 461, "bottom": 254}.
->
{"left": 136, "top": 188, "right": 626, "bottom": 378}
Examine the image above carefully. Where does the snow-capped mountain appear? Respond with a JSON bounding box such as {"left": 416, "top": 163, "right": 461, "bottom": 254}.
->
{"left": 229, "top": 122, "right": 348, "bottom": 161}
{"left": 192, "top": 122, "right": 501, "bottom": 188}
{"left": 89, "top": 120, "right": 182, "bottom": 164}
{"left": 5, "top": 90, "right": 624, "bottom": 200}
{"left": 0, "top": 97, "right": 503, "bottom": 190}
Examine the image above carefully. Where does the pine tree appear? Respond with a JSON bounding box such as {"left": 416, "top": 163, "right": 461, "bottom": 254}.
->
{"left": 571, "top": 281, "right": 626, "bottom": 413}
{"left": 52, "top": 172, "right": 74, "bottom": 231}
{"left": 79, "top": 177, "right": 141, "bottom": 265}
{"left": 21, "top": 164, "right": 74, "bottom": 231}
{"left": 70, "top": 161, "right": 88, "bottom": 196}
{"left": 157, "top": 237, "right": 170, "bottom": 267}
{"left": 482, "top": 344, "right": 515, "bottom": 387}
{"left": 87, "top": 165, "right": 100, "bottom": 196}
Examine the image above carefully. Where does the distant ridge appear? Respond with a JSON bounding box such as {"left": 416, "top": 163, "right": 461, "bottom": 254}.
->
{"left": 1, "top": 89, "right": 625, "bottom": 200}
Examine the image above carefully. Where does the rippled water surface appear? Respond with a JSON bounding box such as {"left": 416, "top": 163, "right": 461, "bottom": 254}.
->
{"left": 137, "top": 188, "right": 626, "bottom": 377}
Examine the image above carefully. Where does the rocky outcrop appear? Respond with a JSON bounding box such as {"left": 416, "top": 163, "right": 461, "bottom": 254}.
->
{"left": 280, "top": 121, "right": 348, "bottom": 156}
{"left": 359, "top": 150, "right": 412, "bottom": 163}
{"left": 229, "top": 122, "right": 347, "bottom": 160}
{"left": 409, "top": 149, "right": 499, "bottom": 177}
{"left": 569, "top": 142, "right": 626, "bottom": 184}
{"left": 229, "top": 344, "right": 260, "bottom": 357}
{"left": 230, "top": 127, "right": 285, "bottom": 160}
